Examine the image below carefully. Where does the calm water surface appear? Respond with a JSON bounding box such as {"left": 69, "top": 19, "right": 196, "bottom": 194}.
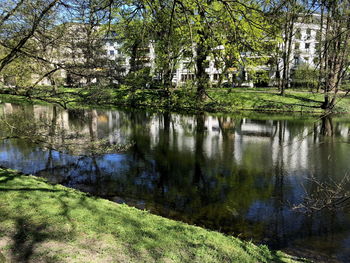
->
{"left": 1, "top": 102, "right": 350, "bottom": 261}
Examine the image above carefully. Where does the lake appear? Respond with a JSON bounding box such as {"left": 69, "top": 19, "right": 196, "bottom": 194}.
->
{"left": 1, "top": 102, "right": 350, "bottom": 261}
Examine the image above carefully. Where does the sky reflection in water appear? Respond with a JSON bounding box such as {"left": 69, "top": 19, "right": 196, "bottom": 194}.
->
{"left": 1, "top": 103, "right": 350, "bottom": 261}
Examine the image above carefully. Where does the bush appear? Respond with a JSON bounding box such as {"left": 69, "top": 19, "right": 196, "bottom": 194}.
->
{"left": 251, "top": 70, "right": 270, "bottom": 87}
{"left": 291, "top": 64, "right": 318, "bottom": 91}
{"left": 124, "top": 67, "right": 153, "bottom": 89}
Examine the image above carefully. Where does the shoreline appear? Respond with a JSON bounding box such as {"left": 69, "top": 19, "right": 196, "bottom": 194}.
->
{"left": 0, "top": 168, "right": 304, "bottom": 263}
{"left": 1, "top": 87, "right": 349, "bottom": 116}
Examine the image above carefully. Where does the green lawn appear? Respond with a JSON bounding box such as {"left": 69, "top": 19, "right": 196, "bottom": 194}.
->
{"left": 0, "top": 169, "right": 305, "bottom": 263}
{"left": 2, "top": 86, "right": 350, "bottom": 114}
{"left": 207, "top": 88, "right": 350, "bottom": 113}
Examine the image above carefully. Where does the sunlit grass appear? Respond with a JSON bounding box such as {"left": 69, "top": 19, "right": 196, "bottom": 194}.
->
{"left": 0, "top": 169, "right": 305, "bottom": 263}
{"left": 2, "top": 86, "right": 350, "bottom": 114}
{"left": 207, "top": 88, "right": 350, "bottom": 113}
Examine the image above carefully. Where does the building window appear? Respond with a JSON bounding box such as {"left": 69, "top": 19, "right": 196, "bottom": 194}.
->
{"left": 305, "top": 43, "right": 310, "bottom": 49}
{"left": 294, "top": 42, "right": 300, "bottom": 50}
{"left": 109, "top": 50, "right": 115, "bottom": 56}
{"left": 306, "top": 28, "right": 312, "bottom": 39}
{"left": 294, "top": 56, "right": 300, "bottom": 65}
{"left": 315, "top": 43, "right": 320, "bottom": 51}
{"left": 181, "top": 74, "right": 194, "bottom": 82}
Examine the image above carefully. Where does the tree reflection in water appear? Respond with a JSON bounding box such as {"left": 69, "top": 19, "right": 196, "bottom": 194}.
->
{"left": 1, "top": 103, "right": 350, "bottom": 260}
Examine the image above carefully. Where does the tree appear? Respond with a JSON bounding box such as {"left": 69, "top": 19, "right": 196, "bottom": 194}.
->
{"left": 112, "top": 3, "right": 153, "bottom": 76}
{"left": 0, "top": 0, "right": 70, "bottom": 91}
{"left": 147, "top": 0, "right": 187, "bottom": 90}
{"left": 59, "top": 0, "right": 118, "bottom": 86}
{"left": 273, "top": 0, "right": 317, "bottom": 95}
{"left": 0, "top": 0, "right": 122, "bottom": 91}
{"left": 317, "top": 0, "right": 350, "bottom": 111}
{"left": 292, "top": 63, "right": 318, "bottom": 91}
{"left": 0, "top": 0, "right": 60, "bottom": 74}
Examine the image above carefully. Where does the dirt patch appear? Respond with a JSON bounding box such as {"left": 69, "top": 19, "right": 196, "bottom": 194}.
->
{"left": 0, "top": 237, "right": 11, "bottom": 263}
{"left": 33, "top": 236, "right": 131, "bottom": 263}
{"left": 0, "top": 234, "right": 133, "bottom": 263}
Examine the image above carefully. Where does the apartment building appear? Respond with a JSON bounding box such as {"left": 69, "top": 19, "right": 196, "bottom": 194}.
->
{"left": 104, "top": 15, "right": 321, "bottom": 88}
{"left": 106, "top": 41, "right": 246, "bottom": 87}
{"left": 1, "top": 15, "right": 322, "bottom": 88}
{"left": 289, "top": 14, "right": 321, "bottom": 70}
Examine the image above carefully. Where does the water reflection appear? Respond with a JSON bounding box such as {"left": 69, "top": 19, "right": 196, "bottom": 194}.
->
{"left": 1, "top": 103, "right": 350, "bottom": 261}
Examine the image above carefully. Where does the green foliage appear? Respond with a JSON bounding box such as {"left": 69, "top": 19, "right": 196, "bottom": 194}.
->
{"left": 0, "top": 49, "right": 38, "bottom": 88}
{"left": 109, "top": 0, "right": 276, "bottom": 95}
{"left": 171, "top": 84, "right": 200, "bottom": 109}
{"left": 250, "top": 70, "right": 270, "bottom": 87}
{"left": 124, "top": 68, "right": 153, "bottom": 89}
{"left": 291, "top": 64, "right": 318, "bottom": 90}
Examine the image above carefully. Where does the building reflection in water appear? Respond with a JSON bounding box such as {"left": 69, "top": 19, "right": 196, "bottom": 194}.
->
{"left": 1, "top": 103, "right": 350, "bottom": 260}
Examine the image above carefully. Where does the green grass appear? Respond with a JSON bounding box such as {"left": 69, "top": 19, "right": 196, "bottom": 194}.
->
{"left": 104, "top": 86, "right": 350, "bottom": 114}
{"left": 2, "top": 86, "right": 350, "bottom": 114}
{"left": 0, "top": 169, "right": 305, "bottom": 263}
{"left": 207, "top": 88, "right": 350, "bottom": 113}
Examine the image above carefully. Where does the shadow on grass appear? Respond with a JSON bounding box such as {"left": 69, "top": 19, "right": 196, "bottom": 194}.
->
{"left": 0, "top": 170, "right": 298, "bottom": 263}
{"left": 283, "top": 94, "right": 323, "bottom": 104}
{"left": 11, "top": 218, "right": 50, "bottom": 262}
{"left": 0, "top": 169, "right": 21, "bottom": 184}
{"left": 0, "top": 172, "right": 81, "bottom": 262}
{"left": 0, "top": 171, "right": 153, "bottom": 262}
{"left": 257, "top": 97, "right": 321, "bottom": 109}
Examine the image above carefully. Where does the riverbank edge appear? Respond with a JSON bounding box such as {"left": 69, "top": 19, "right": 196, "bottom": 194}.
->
{"left": 0, "top": 168, "right": 305, "bottom": 263}
{"left": 1, "top": 88, "right": 349, "bottom": 116}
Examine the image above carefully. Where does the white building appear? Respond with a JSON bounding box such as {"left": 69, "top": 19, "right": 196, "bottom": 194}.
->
{"left": 104, "top": 15, "right": 322, "bottom": 88}
{"left": 16, "top": 15, "right": 323, "bottom": 88}
{"left": 289, "top": 14, "right": 321, "bottom": 70}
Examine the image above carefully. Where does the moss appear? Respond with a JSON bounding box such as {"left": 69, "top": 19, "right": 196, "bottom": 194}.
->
{"left": 0, "top": 168, "right": 306, "bottom": 263}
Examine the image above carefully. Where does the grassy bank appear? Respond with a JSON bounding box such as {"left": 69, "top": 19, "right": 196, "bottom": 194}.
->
{"left": 1, "top": 86, "right": 350, "bottom": 114}
{"left": 97, "top": 87, "right": 350, "bottom": 114}
{"left": 208, "top": 89, "right": 350, "bottom": 113}
{"left": 0, "top": 168, "right": 304, "bottom": 263}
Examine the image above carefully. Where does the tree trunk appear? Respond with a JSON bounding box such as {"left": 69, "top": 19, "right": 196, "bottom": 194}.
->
{"left": 281, "top": 13, "right": 295, "bottom": 96}
{"left": 320, "top": 115, "right": 333, "bottom": 136}
{"left": 195, "top": 8, "right": 209, "bottom": 100}
{"left": 196, "top": 44, "right": 208, "bottom": 99}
